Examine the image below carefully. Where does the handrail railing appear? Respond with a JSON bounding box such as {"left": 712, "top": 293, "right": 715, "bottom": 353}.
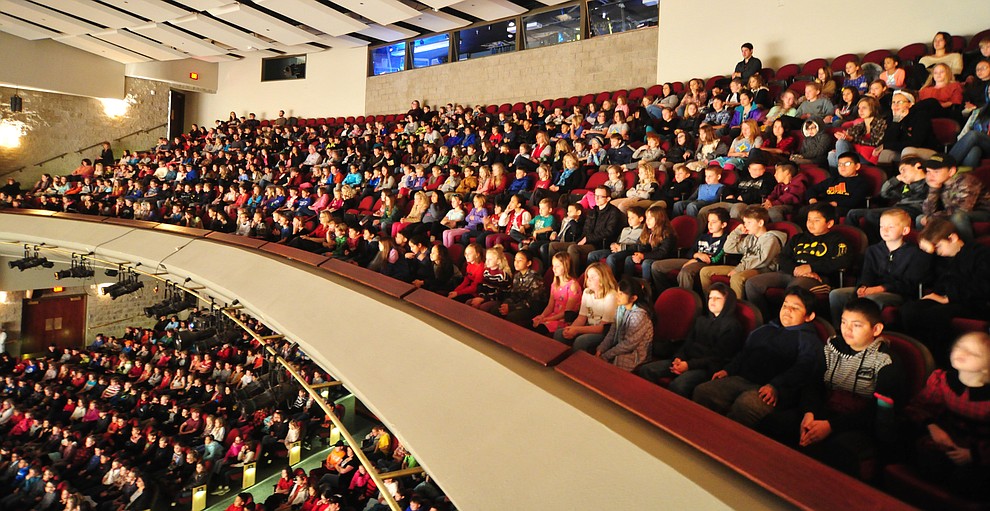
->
{"left": 1, "top": 122, "right": 167, "bottom": 178}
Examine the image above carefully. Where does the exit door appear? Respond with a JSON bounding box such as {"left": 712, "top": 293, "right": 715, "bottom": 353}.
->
{"left": 21, "top": 294, "right": 87, "bottom": 354}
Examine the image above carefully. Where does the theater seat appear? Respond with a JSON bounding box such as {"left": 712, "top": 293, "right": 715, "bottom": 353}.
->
{"left": 670, "top": 216, "right": 699, "bottom": 257}
{"left": 967, "top": 28, "right": 990, "bottom": 51}
{"left": 734, "top": 300, "right": 764, "bottom": 334}
{"left": 883, "top": 331, "right": 935, "bottom": 396}
{"left": 863, "top": 49, "right": 892, "bottom": 65}
{"left": 897, "top": 43, "right": 928, "bottom": 63}
{"left": 931, "top": 118, "right": 961, "bottom": 151}
{"left": 775, "top": 64, "right": 800, "bottom": 83}
{"left": 859, "top": 166, "right": 886, "bottom": 207}
{"left": 651, "top": 287, "right": 702, "bottom": 359}
{"left": 884, "top": 464, "right": 990, "bottom": 511}
{"left": 628, "top": 87, "right": 646, "bottom": 102}
{"left": 705, "top": 75, "right": 725, "bottom": 92}
{"left": 801, "top": 58, "right": 828, "bottom": 78}
{"left": 831, "top": 53, "right": 859, "bottom": 73}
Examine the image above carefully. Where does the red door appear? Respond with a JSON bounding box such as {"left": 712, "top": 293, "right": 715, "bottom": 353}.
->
{"left": 21, "top": 294, "right": 87, "bottom": 354}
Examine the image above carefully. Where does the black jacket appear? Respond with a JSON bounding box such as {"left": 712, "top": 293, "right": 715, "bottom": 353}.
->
{"left": 675, "top": 313, "right": 745, "bottom": 374}
{"left": 776, "top": 230, "right": 854, "bottom": 285}
{"left": 857, "top": 241, "right": 932, "bottom": 298}
{"left": 582, "top": 203, "right": 625, "bottom": 248}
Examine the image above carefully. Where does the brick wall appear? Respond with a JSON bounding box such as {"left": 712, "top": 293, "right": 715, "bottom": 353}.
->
{"left": 0, "top": 77, "right": 170, "bottom": 186}
{"left": 365, "top": 27, "right": 658, "bottom": 115}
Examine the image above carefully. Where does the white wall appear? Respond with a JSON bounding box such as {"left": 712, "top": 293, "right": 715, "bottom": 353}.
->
{"left": 187, "top": 47, "right": 368, "bottom": 126}
{"left": 658, "top": 0, "right": 986, "bottom": 82}
{"left": 125, "top": 59, "right": 219, "bottom": 94}
{"left": 0, "top": 33, "right": 124, "bottom": 99}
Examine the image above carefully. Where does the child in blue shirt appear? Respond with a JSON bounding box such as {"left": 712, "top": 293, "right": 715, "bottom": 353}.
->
{"left": 674, "top": 166, "right": 724, "bottom": 217}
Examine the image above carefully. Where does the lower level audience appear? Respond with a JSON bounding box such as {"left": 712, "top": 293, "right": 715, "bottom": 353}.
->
{"left": 0, "top": 315, "right": 450, "bottom": 511}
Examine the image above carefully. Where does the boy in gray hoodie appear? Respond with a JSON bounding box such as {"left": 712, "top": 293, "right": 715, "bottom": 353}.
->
{"left": 700, "top": 205, "right": 788, "bottom": 299}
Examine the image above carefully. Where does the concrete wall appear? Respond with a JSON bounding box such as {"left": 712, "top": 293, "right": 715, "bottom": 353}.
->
{"left": 186, "top": 46, "right": 368, "bottom": 126}
{"left": 365, "top": 27, "right": 658, "bottom": 115}
{"left": 0, "top": 77, "right": 170, "bottom": 183}
{"left": 657, "top": 0, "right": 986, "bottom": 83}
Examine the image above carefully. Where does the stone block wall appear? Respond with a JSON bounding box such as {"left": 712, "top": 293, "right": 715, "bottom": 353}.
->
{"left": 365, "top": 27, "right": 658, "bottom": 115}
{"left": 0, "top": 77, "right": 170, "bottom": 186}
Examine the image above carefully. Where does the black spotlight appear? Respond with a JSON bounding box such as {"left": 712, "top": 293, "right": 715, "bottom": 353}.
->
{"left": 8, "top": 245, "right": 53, "bottom": 271}
{"left": 53, "top": 255, "right": 95, "bottom": 280}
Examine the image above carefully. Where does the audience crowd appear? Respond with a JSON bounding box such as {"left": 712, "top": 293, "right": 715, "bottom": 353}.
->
{"left": 0, "top": 310, "right": 448, "bottom": 511}
{"left": 2, "top": 30, "right": 990, "bottom": 508}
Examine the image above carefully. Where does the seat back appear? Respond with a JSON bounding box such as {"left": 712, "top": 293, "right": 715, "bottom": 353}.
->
{"left": 862, "top": 49, "right": 892, "bottom": 65}
{"left": 653, "top": 287, "right": 702, "bottom": 346}
{"left": 734, "top": 300, "right": 764, "bottom": 334}
{"left": 859, "top": 165, "right": 886, "bottom": 205}
{"left": 897, "top": 43, "right": 928, "bottom": 63}
{"left": 931, "top": 118, "right": 961, "bottom": 150}
{"left": 671, "top": 215, "right": 700, "bottom": 252}
{"left": 775, "top": 63, "right": 800, "bottom": 83}
{"left": 767, "top": 221, "right": 803, "bottom": 241}
{"left": 831, "top": 53, "right": 859, "bottom": 72}
{"left": 883, "top": 331, "right": 935, "bottom": 397}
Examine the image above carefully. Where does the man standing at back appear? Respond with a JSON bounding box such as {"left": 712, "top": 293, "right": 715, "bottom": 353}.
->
{"left": 733, "top": 43, "right": 763, "bottom": 81}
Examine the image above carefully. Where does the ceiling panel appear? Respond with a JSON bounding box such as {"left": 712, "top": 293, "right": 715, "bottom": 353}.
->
{"left": 193, "top": 53, "right": 239, "bottom": 63}
{"left": 171, "top": 12, "right": 269, "bottom": 51}
{"left": 255, "top": 0, "right": 366, "bottom": 38}
{"left": 172, "top": 0, "right": 228, "bottom": 10}
{"left": 207, "top": 3, "right": 318, "bottom": 47}
{"left": 536, "top": 0, "right": 573, "bottom": 4}
{"left": 96, "top": 0, "right": 191, "bottom": 23}
{"left": 315, "top": 34, "right": 370, "bottom": 49}
{"left": 417, "top": 0, "right": 463, "bottom": 9}
{"left": 54, "top": 34, "right": 151, "bottom": 64}
{"left": 0, "top": 0, "right": 101, "bottom": 35}
{"left": 331, "top": 0, "right": 420, "bottom": 27}
{"left": 448, "top": 0, "right": 526, "bottom": 21}
{"left": 0, "top": 12, "right": 61, "bottom": 40}
{"left": 92, "top": 29, "right": 189, "bottom": 61}
{"left": 131, "top": 22, "right": 227, "bottom": 56}
{"left": 403, "top": 10, "right": 469, "bottom": 32}
{"left": 268, "top": 42, "right": 326, "bottom": 55}
{"left": 357, "top": 24, "right": 418, "bottom": 42}
{"left": 30, "top": 0, "right": 144, "bottom": 29}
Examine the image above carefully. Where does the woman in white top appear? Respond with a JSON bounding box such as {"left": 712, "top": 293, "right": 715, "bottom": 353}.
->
{"left": 555, "top": 261, "right": 618, "bottom": 353}
{"left": 919, "top": 31, "right": 964, "bottom": 76}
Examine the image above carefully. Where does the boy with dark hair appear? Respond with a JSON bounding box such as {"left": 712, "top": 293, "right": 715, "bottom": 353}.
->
{"left": 763, "top": 299, "right": 907, "bottom": 477}
{"left": 845, "top": 155, "right": 928, "bottom": 243}
{"left": 900, "top": 217, "right": 990, "bottom": 362}
{"left": 805, "top": 152, "right": 870, "bottom": 221}
{"left": 829, "top": 208, "right": 931, "bottom": 323}
{"left": 746, "top": 202, "right": 853, "bottom": 319}
{"left": 762, "top": 161, "right": 809, "bottom": 222}
{"left": 651, "top": 207, "right": 729, "bottom": 292}
{"left": 693, "top": 287, "right": 824, "bottom": 427}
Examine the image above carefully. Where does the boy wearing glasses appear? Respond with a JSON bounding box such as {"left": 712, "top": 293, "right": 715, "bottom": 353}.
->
{"left": 804, "top": 151, "right": 870, "bottom": 222}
